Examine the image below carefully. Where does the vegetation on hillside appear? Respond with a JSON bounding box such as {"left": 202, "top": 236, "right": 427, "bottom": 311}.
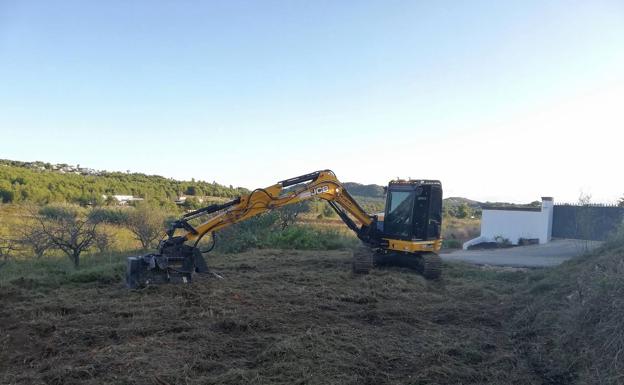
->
{"left": 342, "top": 182, "right": 385, "bottom": 198}
{"left": 0, "top": 160, "right": 247, "bottom": 207}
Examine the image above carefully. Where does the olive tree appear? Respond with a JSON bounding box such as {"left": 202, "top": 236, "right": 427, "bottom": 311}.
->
{"left": 275, "top": 201, "right": 310, "bottom": 230}
{"left": 126, "top": 203, "right": 167, "bottom": 249}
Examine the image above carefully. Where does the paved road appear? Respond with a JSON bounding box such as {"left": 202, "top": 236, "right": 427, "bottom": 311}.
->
{"left": 440, "top": 239, "right": 601, "bottom": 268}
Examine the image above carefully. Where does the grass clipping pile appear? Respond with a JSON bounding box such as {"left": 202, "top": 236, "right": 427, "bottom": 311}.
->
{"left": 1, "top": 243, "right": 623, "bottom": 385}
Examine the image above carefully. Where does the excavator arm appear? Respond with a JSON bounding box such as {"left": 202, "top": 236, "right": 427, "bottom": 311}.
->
{"left": 126, "top": 170, "right": 380, "bottom": 288}
{"left": 172, "top": 170, "right": 374, "bottom": 244}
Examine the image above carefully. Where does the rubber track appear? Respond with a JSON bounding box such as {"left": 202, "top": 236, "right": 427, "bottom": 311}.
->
{"left": 421, "top": 252, "right": 442, "bottom": 279}
{"left": 352, "top": 245, "right": 374, "bottom": 274}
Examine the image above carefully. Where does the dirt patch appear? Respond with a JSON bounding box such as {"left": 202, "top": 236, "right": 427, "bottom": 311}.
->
{"left": 0, "top": 249, "right": 537, "bottom": 385}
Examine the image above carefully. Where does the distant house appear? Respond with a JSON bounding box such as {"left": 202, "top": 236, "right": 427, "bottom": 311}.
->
{"left": 102, "top": 195, "right": 144, "bottom": 205}
{"left": 175, "top": 195, "right": 208, "bottom": 205}
{"left": 463, "top": 197, "right": 554, "bottom": 249}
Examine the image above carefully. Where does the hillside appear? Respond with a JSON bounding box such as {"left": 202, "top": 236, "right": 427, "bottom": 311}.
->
{"left": 1, "top": 159, "right": 487, "bottom": 215}
{"left": 342, "top": 182, "right": 385, "bottom": 198}
{"left": 444, "top": 196, "right": 482, "bottom": 209}
{"left": 0, "top": 159, "right": 248, "bottom": 207}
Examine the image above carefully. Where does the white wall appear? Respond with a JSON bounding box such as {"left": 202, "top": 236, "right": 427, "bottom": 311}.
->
{"left": 463, "top": 198, "right": 554, "bottom": 249}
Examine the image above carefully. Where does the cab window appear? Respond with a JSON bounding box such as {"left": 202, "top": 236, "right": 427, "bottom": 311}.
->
{"left": 385, "top": 191, "right": 414, "bottom": 238}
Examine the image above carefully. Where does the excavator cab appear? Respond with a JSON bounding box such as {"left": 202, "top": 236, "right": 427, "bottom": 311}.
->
{"left": 382, "top": 180, "right": 443, "bottom": 242}
{"left": 358, "top": 179, "right": 443, "bottom": 278}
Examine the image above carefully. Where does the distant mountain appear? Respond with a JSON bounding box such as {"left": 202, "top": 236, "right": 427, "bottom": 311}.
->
{"left": 342, "top": 182, "right": 385, "bottom": 198}
{"left": 343, "top": 183, "right": 483, "bottom": 208}
{"left": 444, "top": 197, "right": 482, "bottom": 209}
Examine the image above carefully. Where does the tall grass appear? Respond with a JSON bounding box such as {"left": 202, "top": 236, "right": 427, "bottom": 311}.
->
{"left": 512, "top": 223, "right": 624, "bottom": 384}
{"left": 0, "top": 250, "right": 142, "bottom": 289}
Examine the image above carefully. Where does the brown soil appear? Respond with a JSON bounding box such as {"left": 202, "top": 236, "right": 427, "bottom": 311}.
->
{"left": 0, "top": 250, "right": 538, "bottom": 385}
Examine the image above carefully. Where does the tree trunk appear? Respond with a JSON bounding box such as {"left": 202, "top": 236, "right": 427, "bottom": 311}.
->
{"left": 73, "top": 251, "right": 80, "bottom": 268}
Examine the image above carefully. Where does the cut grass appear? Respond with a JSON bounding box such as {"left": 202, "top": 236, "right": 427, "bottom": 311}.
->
{"left": 1, "top": 235, "right": 623, "bottom": 384}
{"left": 0, "top": 249, "right": 538, "bottom": 385}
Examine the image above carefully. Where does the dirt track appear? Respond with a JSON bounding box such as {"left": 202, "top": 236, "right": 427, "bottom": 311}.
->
{"left": 442, "top": 239, "right": 601, "bottom": 267}
{"left": 0, "top": 250, "right": 539, "bottom": 385}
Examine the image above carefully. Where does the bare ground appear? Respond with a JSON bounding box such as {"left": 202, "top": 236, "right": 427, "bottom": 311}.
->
{"left": 0, "top": 250, "right": 539, "bottom": 385}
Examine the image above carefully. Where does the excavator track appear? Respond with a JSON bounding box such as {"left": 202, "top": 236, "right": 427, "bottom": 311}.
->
{"left": 352, "top": 244, "right": 374, "bottom": 274}
{"left": 420, "top": 252, "right": 442, "bottom": 279}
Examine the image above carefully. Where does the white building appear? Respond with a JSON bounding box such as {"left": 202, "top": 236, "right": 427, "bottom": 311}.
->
{"left": 463, "top": 197, "right": 554, "bottom": 249}
{"left": 102, "top": 195, "right": 144, "bottom": 205}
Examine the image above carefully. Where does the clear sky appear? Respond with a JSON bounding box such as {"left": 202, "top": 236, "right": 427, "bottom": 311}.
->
{"left": 1, "top": 0, "right": 623, "bottom": 203}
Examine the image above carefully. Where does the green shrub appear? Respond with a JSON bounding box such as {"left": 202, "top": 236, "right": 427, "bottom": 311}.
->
{"left": 214, "top": 212, "right": 357, "bottom": 253}
{"left": 89, "top": 207, "right": 130, "bottom": 225}
{"left": 266, "top": 226, "right": 357, "bottom": 250}
{"left": 603, "top": 221, "right": 624, "bottom": 251}
{"left": 214, "top": 212, "right": 280, "bottom": 253}
{"left": 442, "top": 239, "right": 462, "bottom": 249}
{"left": 66, "top": 262, "right": 125, "bottom": 284}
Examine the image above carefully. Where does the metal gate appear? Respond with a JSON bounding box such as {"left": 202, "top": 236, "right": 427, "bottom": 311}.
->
{"left": 552, "top": 204, "right": 624, "bottom": 241}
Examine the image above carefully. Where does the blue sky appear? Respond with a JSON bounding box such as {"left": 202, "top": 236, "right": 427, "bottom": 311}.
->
{"left": 1, "top": 0, "right": 623, "bottom": 202}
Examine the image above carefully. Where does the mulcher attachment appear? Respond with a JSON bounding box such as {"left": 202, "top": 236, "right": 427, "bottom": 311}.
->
{"left": 125, "top": 237, "right": 209, "bottom": 289}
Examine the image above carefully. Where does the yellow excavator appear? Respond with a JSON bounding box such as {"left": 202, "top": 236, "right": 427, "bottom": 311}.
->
{"left": 126, "top": 170, "right": 443, "bottom": 288}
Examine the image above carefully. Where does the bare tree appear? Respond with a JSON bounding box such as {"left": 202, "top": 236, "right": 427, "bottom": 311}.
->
{"left": 126, "top": 203, "right": 166, "bottom": 249}
{"left": 275, "top": 201, "right": 310, "bottom": 230}
{"left": 94, "top": 231, "right": 111, "bottom": 254}
{"left": 35, "top": 204, "right": 100, "bottom": 268}
{"left": 576, "top": 192, "right": 594, "bottom": 253}
{"left": 0, "top": 238, "right": 19, "bottom": 269}
{"left": 18, "top": 225, "right": 55, "bottom": 258}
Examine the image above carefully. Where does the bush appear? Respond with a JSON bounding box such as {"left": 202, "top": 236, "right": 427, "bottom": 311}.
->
{"left": 214, "top": 212, "right": 357, "bottom": 253}
{"left": 442, "top": 239, "right": 462, "bottom": 249}
{"left": 66, "top": 262, "right": 125, "bottom": 284}
{"left": 214, "top": 212, "right": 280, "bottom": 253}
{"left": 0, "top": 187, "right": 14, "bottom": 203}
{"left": 89, "top": 207, "right": 130, "bottom": 225}
{"left": 603, "top": 221, "right": 624, "bottom": 251}
{"left": 266, "top": 226, "right": 357, "bottom": 250}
